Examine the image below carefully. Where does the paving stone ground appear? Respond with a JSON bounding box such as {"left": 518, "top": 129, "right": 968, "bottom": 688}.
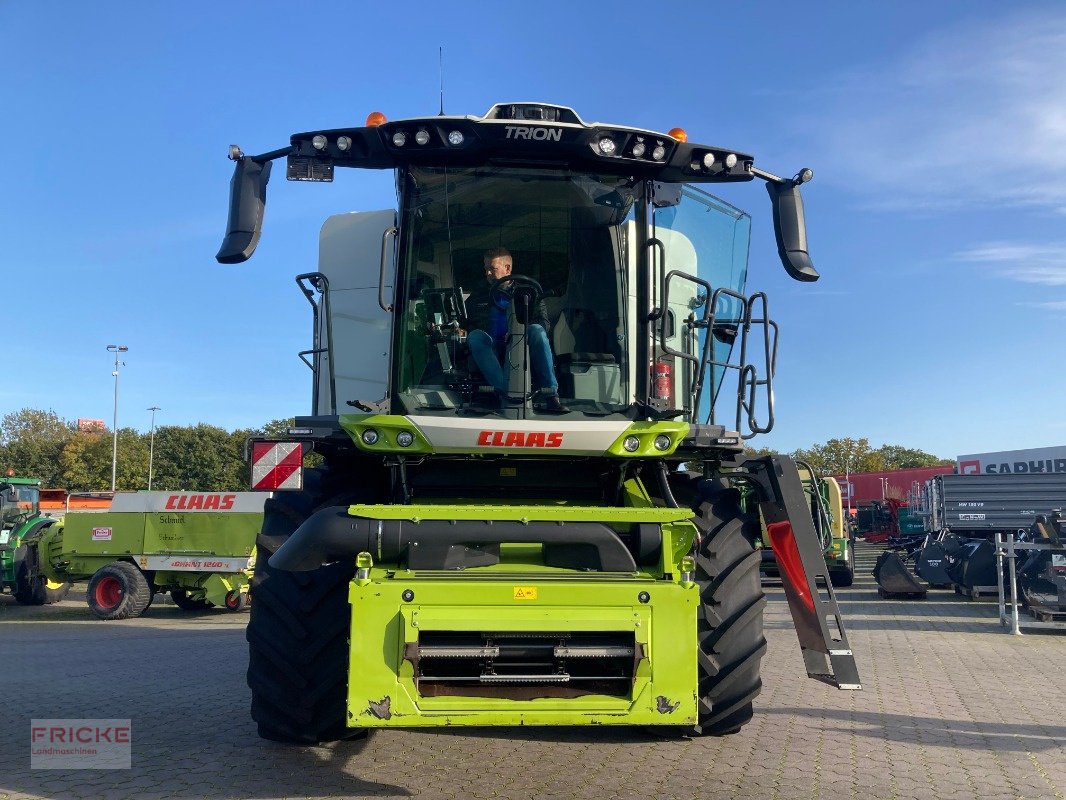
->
{"left": 1, "top": 542, "right": 1063, "bottom": 800}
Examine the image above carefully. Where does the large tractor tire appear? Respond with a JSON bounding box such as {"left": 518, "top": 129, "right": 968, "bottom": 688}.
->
{"left": 246, "top": 468, "right": 364, "bottom": 744}
{"left": 670, "top": 473, "right": 767, "bottom": 736}
{"left": 86, "top": 561, "right": 152, "bottom": 620}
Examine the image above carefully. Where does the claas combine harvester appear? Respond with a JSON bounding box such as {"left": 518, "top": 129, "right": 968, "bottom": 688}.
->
{"left": 217, "top": 101, "right": 861, "bottom": 742}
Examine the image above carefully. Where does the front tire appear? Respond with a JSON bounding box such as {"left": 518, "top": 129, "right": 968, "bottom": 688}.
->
{"left": 671, "top": 474, "right": 767, "bottom": 736}
{"left": 246, "top": 469, "right": 362, "bottom": 744}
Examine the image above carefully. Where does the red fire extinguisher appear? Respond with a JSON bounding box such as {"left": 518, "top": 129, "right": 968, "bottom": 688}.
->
{"left": 652, "top": 358, "right": 673, "bottom": 400}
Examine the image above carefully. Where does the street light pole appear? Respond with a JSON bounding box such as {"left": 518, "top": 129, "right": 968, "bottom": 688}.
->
{"left": 147, "top": 406, "right": 161, "bottom": 491}
{"left": 106, "top": 345, "right": 128, "bottom": 492}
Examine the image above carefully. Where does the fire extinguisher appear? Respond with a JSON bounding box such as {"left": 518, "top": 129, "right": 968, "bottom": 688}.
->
{"left": 652, "top": 358, "right": 673, "bottom": 400}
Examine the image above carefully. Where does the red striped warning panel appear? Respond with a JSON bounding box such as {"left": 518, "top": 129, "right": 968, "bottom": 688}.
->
{"left": 251, "top": 442, "right": 303, "bottom": 490}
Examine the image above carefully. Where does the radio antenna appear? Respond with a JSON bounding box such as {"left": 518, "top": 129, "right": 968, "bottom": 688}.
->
{"left": 438, "top": 46, "right": 445, "bottom": 116}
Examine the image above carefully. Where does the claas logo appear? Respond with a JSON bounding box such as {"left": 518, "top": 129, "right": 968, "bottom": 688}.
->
{"left": 477, "top": 431, "right": 563, "bottom": 448}
{"left": 165, "top": 494, "right": 236, "bottom": 510}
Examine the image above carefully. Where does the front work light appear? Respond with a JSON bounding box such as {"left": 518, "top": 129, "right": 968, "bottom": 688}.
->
{"left": 447, "top": 130, "right": 464, "bottom": 146}
{"left": 396, "top": 431, "right": 415, "bottom": 447}
{"left": 597, "top": 137, "right": 617, "bottom": 156}
{"left": 392, "top": 131, "right": 407, "bottom": 147}
{"left": 312, "top": 135, "right": 328, "bottom": 151}
{"left": 361, "top": 429, "right": 380, "bottom": 445}
{"left": 337, "top": 136, "right": 353, "bottom": 152}
{"left": 623, "top": 435, "right": 640, "bottom": 453}
{"left": 415, "top": 129, "right": 430, "bottom": 145}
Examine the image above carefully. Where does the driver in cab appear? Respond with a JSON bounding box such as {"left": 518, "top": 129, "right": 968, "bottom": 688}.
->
{"left": 465, "top": 247, "right": 566, "bottom": 413}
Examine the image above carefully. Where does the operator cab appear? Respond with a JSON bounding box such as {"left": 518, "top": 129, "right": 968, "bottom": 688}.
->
{"left": 394, "top": 166, "right": 753, "bottom": 422}
{"left": 220, "top": 101, "right": 814, "bottom": 435}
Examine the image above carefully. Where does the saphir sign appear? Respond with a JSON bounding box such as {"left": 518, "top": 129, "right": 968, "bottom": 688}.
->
{"left": 957, "top": 445, "right": 1066, "bottom": 476}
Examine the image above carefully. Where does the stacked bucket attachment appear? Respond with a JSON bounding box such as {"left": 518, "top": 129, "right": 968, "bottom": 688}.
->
{"left": 873, "top": 551, "right": 928, "bottom": 599}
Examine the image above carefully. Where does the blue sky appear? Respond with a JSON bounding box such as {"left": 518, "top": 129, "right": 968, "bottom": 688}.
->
{"left": 3, "top": 1, "right": 1064, "bottom": 460}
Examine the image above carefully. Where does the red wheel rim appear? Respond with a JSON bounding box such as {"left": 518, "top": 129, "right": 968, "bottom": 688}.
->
{"left": 95, "top": 576, "right": 123, "bottom": 609}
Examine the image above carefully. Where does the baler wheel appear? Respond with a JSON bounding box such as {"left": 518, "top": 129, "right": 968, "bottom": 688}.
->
{"left": 86, "top": 561, "right": 152, "bottom": 620}
{"left": 224, "top": 590, "right": 248, "bottom": 612}
{"left": 246, "top": 468, "right": 368, "bottom": 744}
{"left": 670, "top": 474, "right": 767, "bottom": 736}
{"left": 171, "top": 589, "right": 214, "bottom": 611}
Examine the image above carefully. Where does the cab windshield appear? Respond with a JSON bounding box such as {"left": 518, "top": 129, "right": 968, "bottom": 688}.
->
{"left": 1, "top": 485, "right": 39, "bottom": 529}
{"left": 393, "top": 166, "right": 638, "bottom": 418}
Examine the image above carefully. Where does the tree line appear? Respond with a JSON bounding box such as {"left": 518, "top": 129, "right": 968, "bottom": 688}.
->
{"left": 0, "top": 408, "right": 293, "bottom": 492}
{"left": 748, "top": 436, "right": 953, "bottom": 476}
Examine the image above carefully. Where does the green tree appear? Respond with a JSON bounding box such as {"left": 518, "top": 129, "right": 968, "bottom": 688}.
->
{"left": 59, "top": 428, "right": 150, "bottom": 492}
{"left": 793, "top": 437, "right": 885, "bottom": 476}
{"left": 150, "top": 424, "right": 246, "bottom": 492}
{"left": 873, "top": 444, "right": 952, "bottom": 470}
{"left": 259, "top": 418, "right": 296, "bottom": 438}
{"left": 0, "top": 408, "right": 73, "bottom": 486}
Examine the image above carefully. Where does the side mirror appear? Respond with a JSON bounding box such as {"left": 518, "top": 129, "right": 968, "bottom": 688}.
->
{"left": 766, "top": 180, "right": 819, "bottom": 283}
{"left": 216, "top": 158, "right": 272, "bottom": 264}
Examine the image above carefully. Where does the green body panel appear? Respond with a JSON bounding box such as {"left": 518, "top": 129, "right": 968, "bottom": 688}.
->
{"left": 343, "top": 496, "right": 700, "bottom": 727}
{"left": 348, "top": 503, "right": 694, "bottom": 525}
{"left": 38, "top": 501, "right": 260, "bottom": 597}
{"left": 346, "top": 572, "right": 699, "bottom": 727}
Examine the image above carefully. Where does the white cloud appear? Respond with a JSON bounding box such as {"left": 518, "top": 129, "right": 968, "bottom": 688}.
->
{"left": 1022, "top": 300, "right": 1066, "bottom": 310}
{"left": 956, "top": 241, "right": 1066, "bottom": 285}
{"left": 808, "top": 11, "right": 1066, "bottom": 209}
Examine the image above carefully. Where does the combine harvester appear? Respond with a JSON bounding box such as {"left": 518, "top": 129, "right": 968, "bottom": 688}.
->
{"left": 32, "top": 491, "right": 263, "bottom": 619}
{"left": 217, "top": 100, "right": 861, "bottom": 741}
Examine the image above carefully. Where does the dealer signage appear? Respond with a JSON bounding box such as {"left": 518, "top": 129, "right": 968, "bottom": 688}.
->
{"left": 957, "top": 445, "right": 1066, "bottom": 476}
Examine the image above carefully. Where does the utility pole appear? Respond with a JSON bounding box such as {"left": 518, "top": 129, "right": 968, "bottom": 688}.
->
{"left": 147, "top": 406, "right": 161, "bottom": 490}
{"left": 107, "top": 345, "right": 128, "bottom": 492}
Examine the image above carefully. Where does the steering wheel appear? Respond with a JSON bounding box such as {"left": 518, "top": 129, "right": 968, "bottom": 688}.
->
{"left": 489, "top": 274, "right": 543, "bottom": 312}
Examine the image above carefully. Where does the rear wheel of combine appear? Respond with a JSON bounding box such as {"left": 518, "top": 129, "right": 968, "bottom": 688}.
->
{"left": 171, "top": 589, "right": 214, "bottom": 611}
{"left": 829, "top": 566, "right": 854, "bottom": 588}
{"left": 246, "top": 468, "right": 365, "bottom": 744}
{"left": 671, "top": 474, "right": 767, "bottom": 736}
{"left": 86, "top": 561, "right": 152, "bottom": 620}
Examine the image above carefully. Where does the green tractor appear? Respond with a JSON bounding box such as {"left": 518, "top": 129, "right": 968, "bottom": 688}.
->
{"left": 218, "top": 101, "right": 860, "bottom": 742}
{"left": 757, "top": 465, "right": 854, "bottom": 587}
{"left": 0, "top": 477, "right": 71, "bottom": 605}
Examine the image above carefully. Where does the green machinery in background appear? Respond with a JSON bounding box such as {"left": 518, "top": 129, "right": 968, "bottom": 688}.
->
{"left": 758, "top": 464, "right": 854, "bottom": 587}
{"left": 35, "top": 491, "right": 263, "bottom": 619}
{"left": 0, "top": 476, "right": 70, "bottom": 605}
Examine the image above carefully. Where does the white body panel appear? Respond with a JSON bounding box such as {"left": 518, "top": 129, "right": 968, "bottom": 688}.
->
{"left": 408, "top": 415, "right": 631, "bottom": 455}
{"left": 107, "top": 492, "right": 268, "bottom": 514}
{"left": 316, "top": 211, "right": 397, "bottom": 414}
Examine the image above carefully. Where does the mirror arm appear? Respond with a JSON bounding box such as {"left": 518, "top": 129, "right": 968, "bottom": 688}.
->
{"left": 754, "top": 165, "right": 820, "bottom": 283}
